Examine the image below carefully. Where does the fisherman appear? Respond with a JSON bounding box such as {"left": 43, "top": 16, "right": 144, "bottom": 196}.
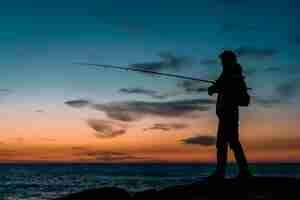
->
{"left": 208, "top": 50, "right": 252, "bottom": 180}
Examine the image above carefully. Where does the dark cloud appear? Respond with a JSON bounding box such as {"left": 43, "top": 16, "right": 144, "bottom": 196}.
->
{"left": 0, "top": 89, "right": 13, "bottom": 98}
{"left": 0, "top": 149, "right": 19, "bottom": 157}
{"left": 144, "top": 123, "right": 188, "bottom": 132}
{"left": 87, "top": 119, "right": 127, "bottom": 138}
{"left": 65, "top": 99, "right": 90, "bottom": 108}
{"left": 95, "top": 153, "right": 146, "bottom": 162}
{"left": 235, "top": 46, "right": 278, "bottom": 59}
{"left": 264, "top": 67, "right": 281, "bottom": 72}
{"left": 71, "top": 147, "right": 148, "bottom": 162}
{"left": 90, "top": 104, "right": 140, "bottom": 121}
{"left": 0, "top": 89, "right": 12, "bottom": 93}
{"left": 263, "top": 65, "right": 300, "bottom": 75}
{"left": 35, "top": 109, "right": 45, "bottom": 113}
{"left": 129, "top": 51, "right": 191, "bottom": 72}
{"left": 221, "top": 23, "right": 256, "bottom": 33}
{"left": 65, "top": 98, "right": 215, "bottom": 122}
{"left": 276, "top": 79, "right": 300, "bottom": 99}
{"left": 253, "top": 97, "right": 282, "bottom": 108}
{"left": 119, "top": 88, "right": 170, "bottom": 99}
{"left": 91, "top": 98, "right": 215, "bottom": 121}
{"left": 73, "top": 148, "right": 123, "bottom": 157}
{"left": 177, "top": 80, "right": 208, "bottom": 94}
{"left": 181, "top": 135, "right": 216, "bottom": 146}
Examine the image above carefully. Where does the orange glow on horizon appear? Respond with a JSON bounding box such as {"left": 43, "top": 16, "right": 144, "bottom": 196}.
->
{"left": 0, "top": 106, "right": 299, "bottom": 163}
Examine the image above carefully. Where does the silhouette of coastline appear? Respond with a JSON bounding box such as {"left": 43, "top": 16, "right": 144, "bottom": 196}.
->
{"left": 55, "top": 177, "right": 299, "bottom": 200}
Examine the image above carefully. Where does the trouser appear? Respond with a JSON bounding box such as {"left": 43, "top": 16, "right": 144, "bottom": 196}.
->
{"left": 216, "top": 141, "right": 250, "bottom": 175}
{"left": 216, "top": 107, "right": 250, "bottom": 175}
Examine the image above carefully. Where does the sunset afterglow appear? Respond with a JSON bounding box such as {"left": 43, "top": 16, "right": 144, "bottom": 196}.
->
{"left": 0, "top": 0, "right": 299, "bottom": 163}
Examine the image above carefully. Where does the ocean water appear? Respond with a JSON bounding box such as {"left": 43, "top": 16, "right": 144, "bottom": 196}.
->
{"left": 0, "top": 163, "right": 299, "bottom": 200}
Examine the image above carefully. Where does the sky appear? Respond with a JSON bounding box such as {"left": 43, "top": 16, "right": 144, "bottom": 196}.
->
{"left": 0, "top": 0, "right": 300, "bottom": 163}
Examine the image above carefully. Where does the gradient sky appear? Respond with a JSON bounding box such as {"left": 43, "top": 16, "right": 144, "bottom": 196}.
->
{"left": 0, "top": 0, "right": 300, "bottom": 162}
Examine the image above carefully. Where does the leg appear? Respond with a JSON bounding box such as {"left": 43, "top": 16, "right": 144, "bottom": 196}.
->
{"left": 227, "top": 107, "right": 251, "bottom": 177}
{"left": 213, "top": 119, "right": 228, "bottom": 177}
{"left": 230, "top": 141, "right": 251, "bottom": 176}
{"left": 215, "top": 143, "right": 228, "bottom": 177}
{"left": 207, "top": 144, "right": 228, "bottom": 181}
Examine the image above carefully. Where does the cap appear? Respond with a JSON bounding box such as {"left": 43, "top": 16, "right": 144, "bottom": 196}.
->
{"left": 219, "top": 50, "right": 237, "bottom": 60}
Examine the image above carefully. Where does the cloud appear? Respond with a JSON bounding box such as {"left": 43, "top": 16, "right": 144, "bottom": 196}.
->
{"left": 235, "top": 46, "right": 278, "bottom": 59}
{"left": 0, "top": 149, "right": 19, "bottom": 157}
{"left": 253, "top": 96, "right": 282, "bottom": 108}
{"left": 65, "top": 99, "right": 90, "bottom": 108}
{"left": 129, "top": 51, "right": 191, "bottom": 72}
{"left": 263, "top": 65, "right": 300, "bottom": 75}
{"left": 119, "top": 88, "right": 171, "bottom": 99}
{"left": 0, "top": 89, "right": 12, "bottom": 93}
{"left": 144, "top": 123, "right": 188, "bottom": 132}
{"left": 65, "top": 98, "right": 215, "bottom": 122}
{"left": 251, "top": 78, "right": 300, "bottom": 106}
{"left": 181, "top": 135, "right": 216, "bottom": 146}
{"left": 94, "top": 153, "right": 146, "bottom": 162}
{"left": 71, "top": 147, "right": 148, "bottom": 162}
{"left": 177, "top": 80, "right": 208, "bottom": 94}
{"left": 90, "top": 103, "right": 140, "bottom": 121}
{"left": 0, "top": 89, "right": 13, "bottom": 97}
{"left": 91, "top": 98, "right": 215, "bottom": 121}
{"left": 276, "top": 79, "right": 300, "bottom": 99}
{"left": 87, "top": 119, "right": 127, "bottom": 138}
{"left": 264, "top": 67, "right": 281, "bottom": 72}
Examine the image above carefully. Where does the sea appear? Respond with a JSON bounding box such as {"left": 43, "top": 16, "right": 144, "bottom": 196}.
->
{"left": 0, "top": 163, "right": 299, "bottom": 200}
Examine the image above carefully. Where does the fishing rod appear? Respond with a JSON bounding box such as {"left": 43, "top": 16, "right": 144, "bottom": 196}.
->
{"left": 73, "top": 62, "right": 216, "bottom": 84}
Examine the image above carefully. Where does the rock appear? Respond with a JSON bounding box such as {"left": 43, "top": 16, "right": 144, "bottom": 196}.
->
{"left": 132, "top": 189, "right": 158, "bottom": 200}
{"left": 55, "top": 177, "right": 300, "bottom": 200}
{"left": 55, "top": 187, "right": 131, "bottom": 200}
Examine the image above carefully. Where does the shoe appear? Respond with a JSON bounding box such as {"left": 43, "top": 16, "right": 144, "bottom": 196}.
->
{"left": 237, "top": 171, "right": 253, "bottom": 181}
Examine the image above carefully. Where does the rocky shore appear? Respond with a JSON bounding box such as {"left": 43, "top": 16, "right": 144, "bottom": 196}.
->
{"left": 55, "top": 177, "right": 299, "bottom": 200}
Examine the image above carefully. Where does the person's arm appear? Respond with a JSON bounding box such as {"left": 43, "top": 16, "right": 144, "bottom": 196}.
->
{"left": 208, "top": 84, "right": 217, "bottom": 96}
{"left": 208, "top": 75, "right": 224, "bottom": 96}
{"left": 208, "top": 78, "right": 221, "bottom": 96}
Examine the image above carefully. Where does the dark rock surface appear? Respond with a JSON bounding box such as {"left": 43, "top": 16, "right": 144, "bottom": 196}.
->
{"left": 55, "top": 177, "right": 299, "bottom": 200}
{"left": 55, "top": 187, "right": 131, "bottom": 200}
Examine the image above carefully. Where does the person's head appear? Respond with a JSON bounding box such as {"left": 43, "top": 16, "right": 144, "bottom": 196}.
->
{"left": 219, "top": 50, "right": 238, "bottom": 71}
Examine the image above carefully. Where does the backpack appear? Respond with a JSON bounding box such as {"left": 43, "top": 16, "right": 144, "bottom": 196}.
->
{"left": 236, "top": 78, "right": 250, "bottom": 107}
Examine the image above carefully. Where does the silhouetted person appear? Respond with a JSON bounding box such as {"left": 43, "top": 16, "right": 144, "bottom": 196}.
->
{"left": 208, "top": 50, "right": 252, "bottom": 180}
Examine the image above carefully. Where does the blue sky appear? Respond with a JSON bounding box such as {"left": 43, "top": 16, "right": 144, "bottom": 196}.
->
{"left": 0, "top": 0, "right": 299, "bottom": 101}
